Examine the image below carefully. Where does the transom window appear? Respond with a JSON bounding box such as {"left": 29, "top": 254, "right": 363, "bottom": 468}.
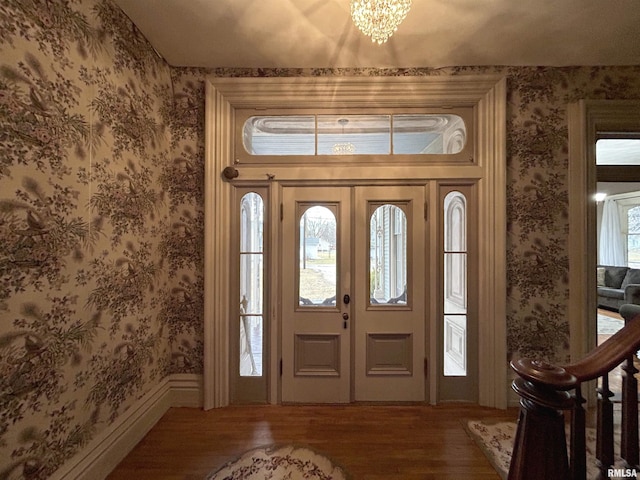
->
{"left": 237, "top": 111, "right": 471, "bottom": 162}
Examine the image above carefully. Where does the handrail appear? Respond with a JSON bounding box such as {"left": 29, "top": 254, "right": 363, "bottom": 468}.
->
{"left": 564, "top": 313, "right": 640, "bottom": 381}
{"left": 508, "top": 310, "right": 640, "bottom": 480}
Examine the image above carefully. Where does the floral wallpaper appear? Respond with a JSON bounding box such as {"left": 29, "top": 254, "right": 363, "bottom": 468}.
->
{"left": 1, "top": 0, "right": 640, "bottom": 477}
{"left": 0, "top": 0, "right": 197, "bottom": 477}
{"left": 172, "top": 64, "right": 640, "bottom": 365}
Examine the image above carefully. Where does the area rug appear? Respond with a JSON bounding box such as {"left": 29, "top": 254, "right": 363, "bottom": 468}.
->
{"left": 464, "top": 419, "right": 621, "bottom": 480}
{"left": 206, "top": 444, "right": 351, "bottom": 480}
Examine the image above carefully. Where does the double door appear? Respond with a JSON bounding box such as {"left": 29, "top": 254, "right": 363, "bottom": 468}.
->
{"left": 281, "top": 185, "right": 426, "bottom": 403}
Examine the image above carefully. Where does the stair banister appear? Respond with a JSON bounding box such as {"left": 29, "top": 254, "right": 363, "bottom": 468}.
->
{"left": 508, "top": 311, "right": 640, "bottom": 480}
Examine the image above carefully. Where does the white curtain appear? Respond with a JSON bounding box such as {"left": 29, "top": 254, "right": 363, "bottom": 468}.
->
{"left": 599, "top": 199, "right": 626, "bottom": 266}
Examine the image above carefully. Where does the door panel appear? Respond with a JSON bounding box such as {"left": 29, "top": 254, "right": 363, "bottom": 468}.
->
{"left": 354, "top": 186, "right": 426, "bottom": 401}
{"left": 281, "top": 188, "right": 351, "bottom": 403}
{"left": 281, "top": 185, "right": 426, "bottom": 403}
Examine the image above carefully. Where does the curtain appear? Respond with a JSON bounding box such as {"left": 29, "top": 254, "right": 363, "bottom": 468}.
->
{"left": 599, "top": 198, "right": 626, "bottom": 266}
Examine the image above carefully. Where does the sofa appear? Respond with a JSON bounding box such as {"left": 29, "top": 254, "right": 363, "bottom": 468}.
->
{"left": 597, "top": 265, "right": 640, "bottom": 311}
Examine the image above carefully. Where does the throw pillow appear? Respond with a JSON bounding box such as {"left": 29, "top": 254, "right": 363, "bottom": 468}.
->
{"left": 621, "top": 268, "right": 640, "bottom": 288}
{"left": 597, "top": 267, "right": 605, "bottom": 287}
{"left": 605, "top": 266, "right": 630, "bottom": 289}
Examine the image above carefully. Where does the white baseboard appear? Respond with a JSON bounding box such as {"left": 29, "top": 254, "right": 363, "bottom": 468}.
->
{"left": 51, "top": 373, "right": 203, "bottom": 480}
{"left": 169, "top": 373, "right": 204, "bottom": 407}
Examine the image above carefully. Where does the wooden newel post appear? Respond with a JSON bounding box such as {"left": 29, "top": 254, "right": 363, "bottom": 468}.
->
{"left": 508, "top": 359, "right": 577, "bottom": 480}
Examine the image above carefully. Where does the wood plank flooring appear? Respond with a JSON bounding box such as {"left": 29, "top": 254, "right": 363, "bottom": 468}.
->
{"left": 107, "top": 404, "right": 518, "bottom": 480}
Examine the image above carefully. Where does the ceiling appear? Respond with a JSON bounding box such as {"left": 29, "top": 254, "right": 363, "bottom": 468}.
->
{"left": 114, "top": 0, "right": 640, "bottom": 69}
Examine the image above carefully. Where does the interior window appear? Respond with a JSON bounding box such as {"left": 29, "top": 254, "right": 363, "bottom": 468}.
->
{"left": 443, "top": 191, "right": 467, "bottom": 376}
{"left": 242, "top": 113, "right": 467, "bottom": 156}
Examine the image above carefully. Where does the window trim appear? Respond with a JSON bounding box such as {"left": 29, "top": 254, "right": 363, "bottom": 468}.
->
{"left": 204, "top": 75, "right": 507, "bottom": 409}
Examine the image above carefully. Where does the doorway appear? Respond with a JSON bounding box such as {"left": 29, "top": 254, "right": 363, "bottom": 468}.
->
{"left": 204, "top": 76, "right": 507, "bottom": 409}
{"left": 281, "top": 185, "right": 427, "bottom": 402}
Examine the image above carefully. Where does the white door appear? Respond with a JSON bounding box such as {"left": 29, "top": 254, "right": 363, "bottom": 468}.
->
{"left": 281, "top": 185, "right": 426, "bottom": 403}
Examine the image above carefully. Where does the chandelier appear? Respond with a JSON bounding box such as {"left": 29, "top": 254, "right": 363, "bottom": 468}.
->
{"left": 350, "top": 0, "right": 412, "bottom": 44}
{"left": 332, "top": 118, "right": 356, "bottom": 155}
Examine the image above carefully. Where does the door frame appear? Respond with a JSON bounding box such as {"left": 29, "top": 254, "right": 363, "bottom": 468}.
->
{"left": 568, "top": 100, "right": 640, "bottom": 405}
{"left": 203, "top": 75, "right": 507, "bottom": 409}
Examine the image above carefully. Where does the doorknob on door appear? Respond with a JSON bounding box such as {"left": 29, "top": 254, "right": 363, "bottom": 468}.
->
{"left": 342, "top": 312, "right": 349, "bottom": 329}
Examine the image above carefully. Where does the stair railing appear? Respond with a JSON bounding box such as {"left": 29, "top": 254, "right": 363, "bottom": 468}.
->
{"left": 508, "top": 307, "right": 640, "bottom": 480}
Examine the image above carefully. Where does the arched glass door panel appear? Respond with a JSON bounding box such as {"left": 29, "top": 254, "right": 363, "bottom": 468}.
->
{"left": 369, "top": 204, "right": 407, "bottom": 305}
{"left": 298, "top": 206, "right": 338, "bottom": 306}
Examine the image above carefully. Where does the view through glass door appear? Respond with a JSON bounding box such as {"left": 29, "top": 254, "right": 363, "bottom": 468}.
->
{"left": 281, "top": 185, "right": 426, "bottom": 403}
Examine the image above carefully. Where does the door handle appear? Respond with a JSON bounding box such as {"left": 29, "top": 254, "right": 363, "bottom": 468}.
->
{"left": 342, "top": 312, "right": 349, "bottom": 329}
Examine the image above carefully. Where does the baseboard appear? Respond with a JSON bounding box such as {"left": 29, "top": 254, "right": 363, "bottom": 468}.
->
{"left": 52, "top": 373, "right": 203, "bottom": 480}
{"left": 169, "top": 373, "right": 204, "bottom": 408}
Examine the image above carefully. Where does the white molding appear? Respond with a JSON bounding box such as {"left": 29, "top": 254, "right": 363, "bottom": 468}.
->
{"left": 568, "top": 101, "right": 640, "bottom": 398}
{"left": 204, "top": 75, "right": 507, "bottom": 409}
{"left": 51, "top": 374, "right": 203, "bottom": 480}
{"left": 477, "top": 76, "right": 508, "bottom": 409}
{"left": 169, "top": 373, "right": 204, "bottom": 407}
{"left": 204, "top": 82, "right": 232, "bottom": 409}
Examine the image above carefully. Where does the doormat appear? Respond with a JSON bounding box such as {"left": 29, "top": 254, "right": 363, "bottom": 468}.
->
{"left": 464, "top": 419, "right": 624, "bottom": 480}
{"left": 206, "top": 444, "right": 351, "bottom": 480}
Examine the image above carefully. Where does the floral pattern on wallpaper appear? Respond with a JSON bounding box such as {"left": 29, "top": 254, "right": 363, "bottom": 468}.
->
{"left": 173, "top": 64, "right": 640, "bottom": 365}
{"left": 1, "top": 0, "right": 640, "bottom": 477}
{"left": 0, "top": 0, "right": 193, "bottom": 477}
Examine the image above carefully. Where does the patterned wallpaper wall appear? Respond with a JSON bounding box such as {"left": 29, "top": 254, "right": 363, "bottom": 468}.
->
{"left": 172, "top": 65, "right": 640, "bottom": 364}
{"left": 1, "top": 0, "right": 640, "bottom": 478}
{"left": 0, "top": 0, "right": 201, "bottom": 477}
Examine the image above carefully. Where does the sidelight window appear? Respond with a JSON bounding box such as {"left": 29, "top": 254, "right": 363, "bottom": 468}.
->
{"left": 239, "top": 192, "right": 264, "bottom": 377}
{"left": 443, "top": 191, "right": 467, "bottom": 376}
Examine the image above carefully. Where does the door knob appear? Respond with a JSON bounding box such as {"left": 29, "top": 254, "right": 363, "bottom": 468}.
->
{"left": 342, "top": 313, "right": 349, "bottom": 320}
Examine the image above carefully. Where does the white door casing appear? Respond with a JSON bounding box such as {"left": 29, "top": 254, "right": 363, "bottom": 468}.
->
{"left": 568, "top": 100, "right": 640, "bottom": 406}
{"left": 204, "top": 76, "right": 507, "bottom": 409}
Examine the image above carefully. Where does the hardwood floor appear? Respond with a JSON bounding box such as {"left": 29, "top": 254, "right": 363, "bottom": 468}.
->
{"left": 107, "top": 404, "right": 517, "bottom": 480}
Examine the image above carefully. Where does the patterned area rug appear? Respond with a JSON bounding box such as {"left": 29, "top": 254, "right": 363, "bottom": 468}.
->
{"left": 206, "top": 444, "right": 350, "bottom": 480}
{"left": 464, "top": 419, "right": 619, "bottom": 480}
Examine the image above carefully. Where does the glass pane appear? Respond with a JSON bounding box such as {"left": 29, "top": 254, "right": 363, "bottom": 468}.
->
{"left": 240, "top": 192, "right": 264, "bottom": 252}
{"left": 240, "top": 316, "right": 263, "bottom": 376}
{"left": 444, "top": 191, "right": 467, "bottom": 377}
{"left": 243, "top": 115, "right": 315, "bottom": 155}
{"left": 318, "top": 115, "right": 390, "bottom": 155}
{"left": 393, "top": 115, "right": 466, "bottom": 154}
{"left": 370, "top": 205, "right": 407, "bottom": 304}
{"left": 299, "top": 206, "right": 337, "bottom": 306}
{"left": 444, "top": 253, "right": 467, "bottom": 314}
{"left": 240, "top": 254, "right": 263, "bottom": 314}
{"left": 239, "top": 192, "right": 264, "bottom": 378}
{"left": 444, "top": 315, "right": 467, "bottom": 376}
{"left": 596, "top": 139, "right": 640, "bottom": 165}
{"left": 444, "top": 192, "right": 466, "bottom": 251}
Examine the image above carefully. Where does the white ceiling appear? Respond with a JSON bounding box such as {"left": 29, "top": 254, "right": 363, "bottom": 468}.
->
{"left": 114, "top": 0, "right": 640, "bottom": 69}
